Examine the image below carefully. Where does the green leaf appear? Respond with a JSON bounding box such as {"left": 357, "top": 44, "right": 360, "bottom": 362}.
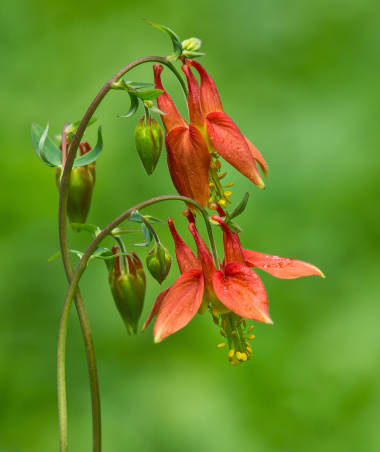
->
{"left": 118, "top": 92, "right": 139, "bottom": 118}
{"left": 132, "top": 89, "right": 164, "bottom": 101}
{"left": 70, "top": 223, "right": 101, "bottom": 237}
{"left": 110, "top": 227, "right": 142, "bottom": 236}
{"left": 47, "top": 249, "right": 83, "bottom": 262}
{"left": 126, "top": 81, "right": 154, "bottom": 90}
{"left": 226, "top": 221, "right": 243, "bottom": 234}
{"left": 147, "top": 104, "right": 167, "bottom": 116}
{"left": 73, "top": 126, "right": 103, "bottom": 167}
{"left": 128, "top": 212, "right": 166, "bottom": 225}
{"left": 141, "top": 223, "right": 153, "bottom": 246}
{"left": 144, "top": 20, "right": 182, "bottom": 61}
{"left": 31, "top": 123, "right": 62, "bottom": 167}
{"left": 226, "top": 192, "right": 250, "bottom": 222}
{"left": 66, "top": 116, "right": 98, "bottom": 136}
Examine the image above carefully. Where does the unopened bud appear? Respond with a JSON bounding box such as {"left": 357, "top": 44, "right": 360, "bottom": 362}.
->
{"left": 108, "top": 246, "right": 146, "bottom": 335}
{"left": 146, "top": 242, "right": 171, "bottom": 284}
{"left": 134, "top": 115, "right": 163, "bottom": 175}
{"left": 181, "top": 37, "right": 202, "bottom": 52}
{"left": 55, "top": 141, "right": 95, "bottom": 231}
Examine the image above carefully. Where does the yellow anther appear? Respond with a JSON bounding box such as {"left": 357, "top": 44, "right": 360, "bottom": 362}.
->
{"left": 246, "top": 349, "right": 252, "bottom": 357}
{"left": 243, "top": 319, "right": 247, "bottom": 327}
{"left": 208, "top": 196, "right": 213, "bottom": 203}
{"left": 236, "top": 351, "right": 242, "bottom": 360}
{"left": 247, "top": 335, "right": 255, "bottom": 340}
{"left": 218, "top": 199, "right": 227, "bottom": 208}
{"left": 245, "top": 341, "right": 250, "bottom": 348}
{"left": 246, "top": 346, "right": 252, "bottom": 353}
{"left": 221, "top": 319, "right": 226, "bottom": 328}
{"left": 210, "top": 161, "right": 218, "bottom": 168}
{"left": 225, "top": 183, "right": 234, "bottom": 187}
{"left": 228, "top": 349, "right": 235, "bottom": 359}
{"left": 230, "top": 359, "right": 237, "bottom": 366}
{"left": 214, "top": 160, "right": 222, "bottom": 169}
{"left": 218, "top": 172, "right": 227, "bottom": 180}
{"left": 217, "top": 343, "right": 226, "bottom": 348}
{"left": 241, "top": 353, "right": 248, "bottom": 361}
{"left": 248, "top": 325, "right": 254, "bottom": 333}
{"left": 220, "top": 329, "right": 226, "bottom": 337}
{"left": 223, "top": 191, "right": 232, "bottom": 197}
{"left": 209, "top": 183, "right": 215, "bottom": 188}
{"left": 231, "top": 330, "right": 237, "bottom": 337}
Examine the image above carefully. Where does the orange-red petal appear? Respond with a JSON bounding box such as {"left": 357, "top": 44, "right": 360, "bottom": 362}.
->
{"left": 154, "top": 269, "right": 204, "bottom": 342}
{"left": 153, "top": 64, "right": 188, "bottom": 133}
{"left": 205, "top": 112, "right": 265, "bottom": 189}
{"left": 142, "top": 287, "right": 170, "bottom": 332}
{"left": 243, "top": 249, "right": 325, "bottom": 279}
{"left": 211, "top": 215, "right": 246, "bottom": 266}
{"left": 186, "top": 59, "right": 224, "bottom": 116}
{"left": 213, "top": 263, "right": 273, "bottom": 324}
{"left": 244, "top": 136, "right": 268, "bottom": 178}
{"left": 168, "top": 218, "right": 201, "bottom": 274}
{"left": 166, "top": 125, "right": 210, "bottom": 207}
{"left": 181, "top": 64, "right": 206, "bottom": 130}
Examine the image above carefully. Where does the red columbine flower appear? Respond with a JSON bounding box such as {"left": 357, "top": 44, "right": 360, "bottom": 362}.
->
{"left": 143, "top": 215, "right": 324, "bottom": 365}
{"left": 154, "top": 61, "right": 267, "bottom": 209}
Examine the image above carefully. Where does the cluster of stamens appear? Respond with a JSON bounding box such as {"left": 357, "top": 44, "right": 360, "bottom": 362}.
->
{"left": 208, "top": 154, "right": 234, "bottom": 209}
{"left": 211, "top": 312, "right": 255, "bottom": 365}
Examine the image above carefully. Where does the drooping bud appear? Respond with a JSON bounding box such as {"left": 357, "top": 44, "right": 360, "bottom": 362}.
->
{"left": 134, "top": 115, "right": 164, "bottom": 175}
{"left": 146, "top": 242, "right": 172, "bottom": 284}
{"left": 108, "top": 246, "right": 146, "bottom": 335}
{"left": 55, "top": 141, "right": 95, "bottom": 231}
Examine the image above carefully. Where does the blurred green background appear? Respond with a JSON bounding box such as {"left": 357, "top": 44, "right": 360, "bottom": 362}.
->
{"left": 1, "top": 0, "right": 379, "bottom": 451}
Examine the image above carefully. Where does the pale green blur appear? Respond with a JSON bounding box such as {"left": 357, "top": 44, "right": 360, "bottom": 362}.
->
{"left": 1, "top": 0, "right": 379, "bottom": 451}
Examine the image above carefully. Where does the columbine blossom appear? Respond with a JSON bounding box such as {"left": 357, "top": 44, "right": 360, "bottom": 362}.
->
{"left": 154, "top": 60, "right": 267, "bottom": 209}
{"left": 143, "top": 215, "right": 323, "bottom": 365}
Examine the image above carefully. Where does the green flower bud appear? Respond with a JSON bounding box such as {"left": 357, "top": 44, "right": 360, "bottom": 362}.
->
{"left": 134, "top": 115, "right": 163, "bottom": 175}
{"left": 55, "top": 141, "right": 96, "bottom": 231}
{"left": 181, "top": 37, "right": 202, "bottom": 52}
{"left": 108, "top": 247, "right": 146, "bottom": 335}
{"left": 146, "top": 243, "right": 172, "bottom": 285}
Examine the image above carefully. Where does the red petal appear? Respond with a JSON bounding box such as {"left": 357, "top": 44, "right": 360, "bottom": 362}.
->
{"left": 153, "top": 64, "right": 188, "bottom": 133}
{"left": 243, "top": 249, "right": 325, "bottom": 279}
{"left": 142, "top": 287, "right": 170, "bottom": 332}
{"left": 168, "top": 218, "right": 201, "bottom": 274}
{"left": 211, "top": 215, "right": 246, "bottom": 265}
{"left": 181, "top": 65, "right": 206, "bottom": 130}
{"left": 166, "top": 125, "right": 211, "bottom": 207}
{"left": 206, "top": 112, "right": 265, "bottom": 188}
{"left": 186, "top": 59, "right": 224, "bottom": 116}
{"left": 154, "top": 269, "right": 204, "bottom": 342}
{"left": 244, "top": 137, "right": 268, "bottom": 178}
{"left": 213, "top": 263, "right": 273, "bottom": 324}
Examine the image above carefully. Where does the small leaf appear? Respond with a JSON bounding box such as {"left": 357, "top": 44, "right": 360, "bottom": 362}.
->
{"left": 144, "top": 20, "right": 182, "bottom": 61}
{"left": 126, "top": 81, "right": 154, "bottom": 90}
{"left": 47, "top": 249, "right": 83, "bottom": 262}
{"left": 227, "top": 193, "right": 250, "bottom": 222}
{"left": 111, "top": 227, "right": 142, "bottom": 236}
{"left": 66, "top": 116, "right": 98, "bottom": 136}
{"left": 73, "top": 126, "right": 103, "bottom": 167}
{"left": 147, "top": 104, "right": 167, "bottom": 116}
{"left": 133, "top": 242, "right": 150, "bottom": 247}
{"left": 226, "top": 221, "right": 243, "bottom": 234}
{"left": 118, "top": 92, "right": 139, "bottom": 118}
{"left": 141, "top": 223, "right": 153, "bottom": 246}
{"left": 133, "top": 89, "right": 164, "bottom": 101}
{"left": 128, "top": 212, "right": 166, "bottom": 225}
{"left": 31, "top": 123, "right": 62, "bottom": 167}
{"left": 70, "top": 223, "right": 101, "bottom": 237}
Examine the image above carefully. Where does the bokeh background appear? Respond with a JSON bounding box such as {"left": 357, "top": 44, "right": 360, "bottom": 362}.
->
{"left": 1, "top": 0, "right": 379, "bottom": 451}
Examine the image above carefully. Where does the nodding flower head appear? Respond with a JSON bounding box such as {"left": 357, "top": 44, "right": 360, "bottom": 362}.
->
{"left": 154, "top": 61, "right": 268, "bottom": 210}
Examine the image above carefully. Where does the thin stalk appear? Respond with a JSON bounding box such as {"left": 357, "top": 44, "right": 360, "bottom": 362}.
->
{"left": 57, "top": 197, "right": 217, "bottom": 448}
{"left": 57, "top": 56, "right": 187, "bottom": 452}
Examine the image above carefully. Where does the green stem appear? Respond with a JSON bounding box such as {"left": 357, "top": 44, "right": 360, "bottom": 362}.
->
{"left": 57, "top": 196, "right": 217, "bottom": 448}
{"left": 57, "top": 56, "right": 187, "bottom": 452}
{"left": 140, "top": 216, "right": 160, "bottom": 244}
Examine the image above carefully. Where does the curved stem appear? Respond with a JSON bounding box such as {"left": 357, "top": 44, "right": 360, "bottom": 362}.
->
{"left": 57, "top": 56, "right": 187, "bottom": 452}
{"left": 57, "top": 196, "right": 217, "bottom": 449}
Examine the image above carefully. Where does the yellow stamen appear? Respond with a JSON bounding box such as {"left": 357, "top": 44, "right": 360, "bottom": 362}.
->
{"left": 247, "top": 335, "right": 255, "bottom": 340}
{"left": 217, "top": 343, "right": 226, "bottom": 348}
{"left": 248, "top": 325, "right": 254, "bottom": 333}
